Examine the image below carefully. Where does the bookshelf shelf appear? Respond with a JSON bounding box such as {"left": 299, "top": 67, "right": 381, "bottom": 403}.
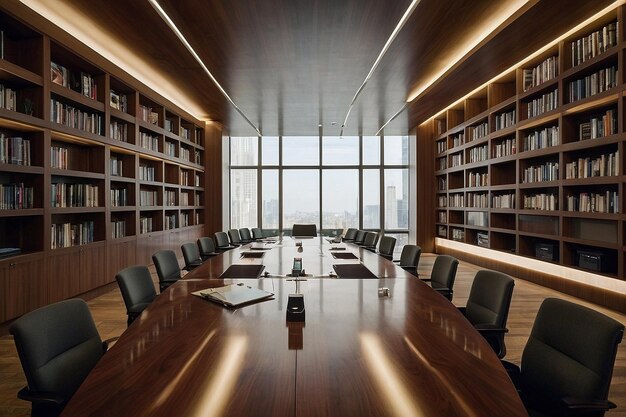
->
{"left": 427, "top": 5, "right": 626, "bottom": 279}
{"left": 0, "top": 8, "right": 209, "bottom": 324}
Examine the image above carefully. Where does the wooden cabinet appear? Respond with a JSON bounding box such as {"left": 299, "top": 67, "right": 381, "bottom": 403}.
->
{"left": 0, "top": 254, "right": 47, "bottom": 322}
{"left": 47, "top": 243, "right": 106, "bottom": 303}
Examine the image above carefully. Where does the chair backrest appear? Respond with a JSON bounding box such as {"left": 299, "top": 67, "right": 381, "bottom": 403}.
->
{"left": 430, "top": 255, "right": 458, "bottom": 290}
{"left": 399, "top": 244, "right": 421, "bottom": 268}
{"left": 214, "top": 231, "right": 231, "bottom": 248}
{"left": 228, "top": 228, "right": 242, "bottom": 244}
{"left": 251, "top": 227, "right": 264, "bottom": 239}
{"left": 292, "top": 224, "right": 317, "bottom": 237}
{"left": 115, "top": 265, "right": 157, "bottom": 314}
{"left": 362, "top": 232, "right": 378, "bottom": 247}
{"left": 344, "top": 228, "right": 358, "bottom": 241}
{"left": 181, "top": 242, "right": 202, "bottom": 268}
{"left": 10, "top": 299, "right": 105, "bottom": 404}
{"left": 520, "top": 298, "right": 624, "bottom": 410}
{"left": 239, "top": 228, "right": 252, "bottom": 242}
{"left": 152, "top": 250, "right": 181, "bottom": 283}
{"left": 197, "top": 236, "right": 216, "bottom": 256}
{"left": 378, "top": 236, "right": 396, "bottom": 257}
{"left": 354, "top": 230, "right": 367, "bottom": 244}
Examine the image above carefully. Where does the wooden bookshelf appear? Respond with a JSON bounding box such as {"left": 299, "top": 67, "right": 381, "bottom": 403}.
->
{"left": 0, "top": 10, "right": 207, "bottom": 324}
{"left": 429, "top": 6, "right": 626, "bottom": 280}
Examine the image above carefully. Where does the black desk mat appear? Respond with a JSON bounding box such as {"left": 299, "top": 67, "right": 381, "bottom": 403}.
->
{"left": 332, "top": 263, "right": 377, "bottom": 279}
{"left": 240, "top": 252, "right": 266, "bottom": 258}
{"left": 219, "top": 264, "right": 265, "bottom": 279}
{"left": 331, "top": 252, "right": 359, "bottom": 260}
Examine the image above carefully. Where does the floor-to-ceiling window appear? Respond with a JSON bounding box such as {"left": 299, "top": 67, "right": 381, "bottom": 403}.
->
{"left": 229, "top": 135, "right": 410, "bottom": 254}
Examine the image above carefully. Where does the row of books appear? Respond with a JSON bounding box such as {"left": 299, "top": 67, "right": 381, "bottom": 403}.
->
{"left": 139, "top": 190, "right": 158, "bottom": 206}
{"left": 523, "top": 55, "right": 558, "bottom": 91}
{"left": 449, "top": 194, "right": 464, "bottom": 208}
{"left": 468, "top": 144, "right": 488, "bottom": 163}
{"left": 180, "top": 212, "right": 190, "bottom": 227}
{"left": 451, "top": 228, "right": 464, "bottom": 241}
{"left": 438, "top": 177, "right": 447, "bottom": 191}
{"left": 564, "top": 151, "right": 619, "bottom": 179}
{"left": 522, "top": 161, "right": 559, "bottom": 183}
{"left": 436, "top": 119, "right": 446, "bottom": 136}
{"left": 194, "top": 149, "right": 201, "bottom": 165}
{"left": 140, "top": 216, "right": 153, "bottom": 233}
{"left": 437, "top": 196, "right": 447, "bottom": 207}
{"left": 469, "top": 123, "right": 488, "bottom": 141}
{"left": 139, "top": 165, "right": 156, "bottom": 181}
{"left": 164, "top": 119, "right": 174, "bottom": 133}
{"left": 452, "top": 132, "right": 465, "bottom": 147}
{"left": 0, "top": 183, "right": 34, "bottom": 209}
{"left": 492, "top": 193, "right": 515, "bottom": 209}
{"left": 579, "top": 109, "right": 617, "bottom": 140}
{"left": 50, "top": 145, "right": 69, "bottom": 169}
{"left": 467, "top": 172, "right": 488, "bottom": 187}
{"left": 165, "top": 190, "right": 177, "bottom": 206}
{"left": 179, "top": 171, "right": 192, "bottom": 186}
{"left": 564, "top": 191, "right": 618, "bottom": 213}
{"left": 180, "top": 126, "right": 191, "bottom": 140}
{"left": 110, "top": 90, "right": 128, "bottom": 112}
{"left": 0, "top": 135, "right": 30, "bottom": 166}
{"left": 110, "top": 120, "right": 128, "bottom": 142}
{"left": 437, "top": 140, "right": 447, "bottom": 154}
{"left": 567, "top": 66, "right": 617, "bottom": 102}
{"left": 0, "top": 83, "right": 18, "bottom": 112}
{"left": 139, "top": 132, "right": 159, "bottom": 151}
{"left": 139, "top": 104, "right": 159, "bottom": 125}
{"left": 51, "top": 183, "right": 99, "bottom": 207}
{"left": 523, "top": 193, "right": 557, "bottom": 211}
{"left": 51, "top": 62, "right": 98, "bottom": 100}
{"left": 526, "top": 88, "right": 558, "bottom": 119}
{"left": 111, "top": 188, "right": 128, "bottom": 207}
{"left": 522, "top": 125, "right": 559, "bottom": 151}
{"left": 111, "top": 219, "right": 126, "bottom": 239}
{"left": 437, "top": 157, "right": 446, "bottom": 170}
{"left": 165, "top": 213, "right": 177, "bottom": 230}
{"left": 450, "top": 153, "right": 462, "bottom": 167}
{"left": 466, "top": 192, "right": 488, "bottom": 208}
{"left": 110, "top": 157, "right": 123, "bottom": 176}
{"left": 492, "top": 137, "right": 516, "bottom": 158}
{"left": 180, "top": 147, "right": 191, "bottom": 161}
{"left": 51, "top": 220, "right": 95, "bottom": 249}
{"left": 180, "top": 193, "right": 190, "bottom": 206}
{"left": 51, "top": 98, "right": 103, "bottom": 135}
{"left": 494, "top": 109, "right": 516, "bottom": 131}
{"left": 165, "top": 141, "right": 176, "bottom": 157}
{"left": 571, "top": 21, "right": 618, "bottom": 67}
{"left": 438, "top": 211, "right": 447, "bottom": 223}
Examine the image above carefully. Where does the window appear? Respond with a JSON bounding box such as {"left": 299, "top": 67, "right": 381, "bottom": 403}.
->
{"left": 229, "top": 135, "right": 409, "bottom": 247}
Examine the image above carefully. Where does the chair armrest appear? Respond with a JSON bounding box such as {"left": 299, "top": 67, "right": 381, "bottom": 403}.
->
{"left": 420, "top": 278, "right": 432, "bottom": 282}
{"left": 392, "top": 259, "right": 400, "bottom": 263}
{"left": 457, "top": 306, "right": 467, "bottom": 316}
{"left": 17, "top": 387, "right": 65, "bottom": 405}
{"left": 561, "top": 397, "right": 617, "bottom": 411}
{"left": 500, "top": 360, "right": 522, "bottom": 388}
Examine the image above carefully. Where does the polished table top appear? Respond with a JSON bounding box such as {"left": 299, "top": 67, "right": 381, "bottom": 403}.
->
{"left": 61, "top": 239, "right": 527, "bottom": 417}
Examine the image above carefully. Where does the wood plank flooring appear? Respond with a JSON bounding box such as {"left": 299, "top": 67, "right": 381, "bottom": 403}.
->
{"left": 0, "top": 255, "right": 625, "bottom": 417}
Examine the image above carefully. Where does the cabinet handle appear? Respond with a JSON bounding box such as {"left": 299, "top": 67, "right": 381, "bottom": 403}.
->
{"left": 10, "top": 262, "right": 16, "bottom": 268}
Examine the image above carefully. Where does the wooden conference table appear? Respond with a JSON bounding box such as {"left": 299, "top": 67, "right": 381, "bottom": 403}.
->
{"left": 61, "top": 237, "right": 527, "bottom": 417}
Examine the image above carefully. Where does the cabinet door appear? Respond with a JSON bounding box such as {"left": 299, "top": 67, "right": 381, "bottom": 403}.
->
{"left": 79, "top": 243, "right": 107, "bottom": 293}
{"left": 136, "top": 233, "right": 164, "bottom": 265}
{"left": 107, "top": 239, "right": 137, "bottom": 282}
{"left": 0, "top": 255, "right": 47, "bottom": 322}
{"left": 47, "top": 249, "right": 81, "bottom": 304}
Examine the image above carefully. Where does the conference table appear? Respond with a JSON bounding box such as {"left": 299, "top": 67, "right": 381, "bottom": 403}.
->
{"left": 61, "top": 237, "right": 527, "bottom": 417}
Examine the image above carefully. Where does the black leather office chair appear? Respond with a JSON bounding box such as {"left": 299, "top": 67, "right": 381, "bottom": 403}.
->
{"left": 115, "top": 265, "right": 157, "bottom": 326}
{"left": 239, "top": 228, "right": 253, "bottom": 243}
{"left": 152, "top": 249, "right": 181, "bottom": 292}
{"left": 215, "top": 231, "right": 234, "bottom": 250}
{"left": 197, "top": 237, "right": 218, "bottom": 260}
{"left": 421, "top": 254, "right": 458, "bottom": 301}
{"left": 362, "top": 232, "right": 379, "bottom": 250}
{"left": 354, "top": 230, "right": 367, "bottom": 245}
{"left": 343, "top": 228, "right": 358, "bottom": 242}
{"left": 393, "top": 244, "right": 421, "bottom": 276}
{"left": 181, "top": 242, "right": 203, "bottom": 271}
{"left": 251, "top": 227, "right": 264, "bottom": 240}
{"left": 228, "top": 228, "right": 242, "bottom": 246}
{"left": 458, "top": 270, "right": 514, "bottom": 358}
{"left": 503, "top": 298, "right": 624, "bottom": 417}
{"left": 292, "top": 224, "right": 317, "bottom": 237}
{"left": 10, "top": 299, "right": 109, "bottom": 417}
{"left": 377, "top": 236, "right": 396, "bottom": 260}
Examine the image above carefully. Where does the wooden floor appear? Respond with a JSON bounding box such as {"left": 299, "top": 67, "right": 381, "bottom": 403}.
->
{"left": 0, "top": 255, "right": 625, "bottom": 417}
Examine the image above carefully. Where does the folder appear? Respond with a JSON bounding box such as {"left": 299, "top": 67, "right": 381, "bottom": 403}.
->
{"left": 192, "top": 283, "right": 274, "bottom": 308}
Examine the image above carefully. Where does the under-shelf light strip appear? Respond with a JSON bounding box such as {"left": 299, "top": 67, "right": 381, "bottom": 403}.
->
{"left": 339, "top": 0, "right": 422, "bottom": 137}
{"left": 148, "top": 0, "right": 262, "bottom": 136}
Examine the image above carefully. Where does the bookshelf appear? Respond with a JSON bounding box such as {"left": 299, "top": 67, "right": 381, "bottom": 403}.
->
{"left": 430, "top": 7, "right": 626, "bottom": 280}
{"left": 0, "top": 10, "right": 207, "bottom": 324}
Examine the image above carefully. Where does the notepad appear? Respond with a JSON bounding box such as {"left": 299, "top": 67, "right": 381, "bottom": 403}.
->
{"left": 192, "top": 284, "right": 274, "bottom": 308}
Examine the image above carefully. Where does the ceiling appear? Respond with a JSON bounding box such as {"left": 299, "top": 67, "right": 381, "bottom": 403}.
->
{"left": 12, "top": 0, "right": 617, "bottom": 136}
